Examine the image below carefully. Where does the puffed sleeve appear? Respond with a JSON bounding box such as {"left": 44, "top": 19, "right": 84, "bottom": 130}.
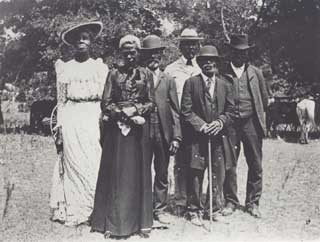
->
{"left": 55, "top": 59, "right": 67, "bottom": 127}
{"left": 96, "top": 58, "right": 109, "bottom": 99}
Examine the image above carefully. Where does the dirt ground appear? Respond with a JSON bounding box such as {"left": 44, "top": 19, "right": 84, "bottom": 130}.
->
{"left": 1, "top": 134, "right": 320, "bottom": 242}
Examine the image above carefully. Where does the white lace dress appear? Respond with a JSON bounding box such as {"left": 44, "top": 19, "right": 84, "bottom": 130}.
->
{"left": 50, "top": 58, "right": 109, "bottom": 226}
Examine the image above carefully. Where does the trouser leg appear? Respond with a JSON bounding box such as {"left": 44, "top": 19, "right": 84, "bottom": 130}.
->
{"left": 187, "top": 168, "right": 205, "bottom": 213}
{"left": 242, "top": 117, "right": 263, "bottom": 207}
{"left": 223, "top": 126, "right": 241, "bottom": 206}
{"left": 174, "top": 150, "right": 188, "bottom": 208}
{"left": 152, "top": 125, "right": 170, "bottom": 215}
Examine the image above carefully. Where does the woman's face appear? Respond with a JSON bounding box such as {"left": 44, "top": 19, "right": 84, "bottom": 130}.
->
{"left": 74, "top": 31, "right": 91, "bottom": 54}
{"left": 121, "top": 44, "right": 138, "bottom": 68}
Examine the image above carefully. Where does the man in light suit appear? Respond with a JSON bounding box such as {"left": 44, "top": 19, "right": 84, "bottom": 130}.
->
{"left": 141, "top": 35, "right": 182, "bottom": 224}
{"left": 222, "top": 34, "right": 269, "bottom": 218}
{"left": 164, "top": 28, "right": 202, "bottom": 215}
{"left": 181, "top": 45, "right": 235, "bottom": 226}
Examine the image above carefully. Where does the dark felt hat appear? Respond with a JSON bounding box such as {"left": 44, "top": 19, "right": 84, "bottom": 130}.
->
{"left": 226, "top": 34, "right": 254, "bottom": 50}
{"left": 196, "top": 45, "right": 220, "bottom": 60}
{"left": 140, "top": 35, "right": 165, "bottom": 51}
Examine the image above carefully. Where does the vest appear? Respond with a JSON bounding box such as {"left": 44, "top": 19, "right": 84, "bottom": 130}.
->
{"left": 233, "top": 70, "right": 254, "bottom": 118}
{"left": 204, "top": 82, "right": 219, "bottom": 123}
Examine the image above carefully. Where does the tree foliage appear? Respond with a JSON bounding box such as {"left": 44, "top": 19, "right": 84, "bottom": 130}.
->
{"left": 0, "top": 0, "right": 319, "bottom": 99}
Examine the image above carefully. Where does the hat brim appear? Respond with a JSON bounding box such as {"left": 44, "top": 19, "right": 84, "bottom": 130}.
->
{"left": 61, "top": 21, "right": 103, "bottom": 46}
{"left": 140, "top": 46, "right": 166, "bottom": 51}
{"left": 225, "top": 42, "right": 255, "bottom": 50}
{"left": 178, "top": 37, "right": 204, "bottom": 41}
{"left": 197, "top": 55, "right": 221, "bottom": 59}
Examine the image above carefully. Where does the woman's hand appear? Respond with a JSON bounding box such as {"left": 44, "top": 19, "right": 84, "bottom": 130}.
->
{"left": 55, "top": 127, "right": 63, "bottom": 154}
{"left": 121, "top": 106, "right": 137, "bottom": 117}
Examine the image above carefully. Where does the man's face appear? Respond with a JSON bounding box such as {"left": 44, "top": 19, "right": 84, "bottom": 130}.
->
{"left": 74, "top": 31, "right": 91, "bottom": 54}
{"left": 180, "top": 40, "right": 200, "bottom": 60}
{"left": 143, "top": 49, "right": 162, "bottom": 71}
{"left": 197, "top": 57, "right": 218, "bottom": 77}
{"left": 230, "top": 48, "right": 248, "bottom": 67}
{"left": 121, "top": 44, "right": 138, "bottom": 68}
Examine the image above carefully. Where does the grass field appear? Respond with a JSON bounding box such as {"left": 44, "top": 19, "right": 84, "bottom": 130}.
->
{"left": 1, "top": 134, "right": 320, "bottom": 242}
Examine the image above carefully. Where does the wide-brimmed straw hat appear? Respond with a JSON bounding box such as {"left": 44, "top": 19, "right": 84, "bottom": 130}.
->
{"left": 178, "top": 28, "right": 203, "bottom": 41}
{"left": 61, "top": 21, "right": 103, "bottom": 46}
{"left": 226, "top": 34, "right": 254, "bottom": 50}
{"left": 196, "top": 45, "right": 220, "bottom": 61}
{"left": 140, "top": 35, "right": 165, "bottom": 51}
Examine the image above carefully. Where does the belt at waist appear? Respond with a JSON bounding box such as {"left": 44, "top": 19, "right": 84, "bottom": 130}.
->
{"left": 67, "top": 98, "right": 100, "bottom": 103}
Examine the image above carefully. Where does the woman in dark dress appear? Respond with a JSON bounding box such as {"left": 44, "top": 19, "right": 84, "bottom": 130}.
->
{"left": 91, "top": 35, "right": 155, "bottom": 239}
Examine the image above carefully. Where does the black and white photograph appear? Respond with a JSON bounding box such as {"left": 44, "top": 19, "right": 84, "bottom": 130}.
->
{"left": 0, "top": 0, "right": 319, "bottom": 241}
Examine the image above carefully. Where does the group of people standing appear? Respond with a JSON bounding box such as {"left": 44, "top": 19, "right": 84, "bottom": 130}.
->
{"left": 49, "top": 20, "right": 269, "bottom": 239}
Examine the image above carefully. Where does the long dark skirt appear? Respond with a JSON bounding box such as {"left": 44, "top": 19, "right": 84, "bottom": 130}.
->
{"left": 91, "top": 121, "right": 153, "bottom": 237}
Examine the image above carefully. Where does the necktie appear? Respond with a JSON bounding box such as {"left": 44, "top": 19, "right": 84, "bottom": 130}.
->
{"left": 206, "top": 78, "right": 213, "bottom": 97}
{"left": 186, "top": 59, "right": 193, "bottom": 66}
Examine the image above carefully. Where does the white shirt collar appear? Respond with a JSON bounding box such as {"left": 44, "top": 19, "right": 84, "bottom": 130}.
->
{"left": 200, "top": 72, "right": 215, "bottom": 83}
{"left": 150, "top": 68, "right": 160, "bottom": 77}
{"left": 150, "top": 68, "right": 160, "bottom": 86}
{"left": 201, "top": 73, "right": 215, "bottom": 97}
{"left": 231, "top": 62, "right": 245, "bottom": 79}
{"left": 181, "top": 56, "right": 197, "bottom": 66}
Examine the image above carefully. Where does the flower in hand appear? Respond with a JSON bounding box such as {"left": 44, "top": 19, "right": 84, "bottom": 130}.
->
{"left": 121, "top": 106, "right": 137, "bottom": 117}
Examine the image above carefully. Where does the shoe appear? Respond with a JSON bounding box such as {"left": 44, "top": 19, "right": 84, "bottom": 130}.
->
{"left": 221, "top": 202, "right": 236, "bottom": 216}
{"left": 189, "top": 212, "right": 203, "bottom": 226}
{"left": 154, "top": 213, "right": 171, "bottom": 225}
{"left": 175, "top": 205, "right": 186, "bottom": 217}
{"left": 212, "top": 212, "right": 227, "bottom": 222}
{"left": 246, "top": 204, "right": 261, "bottom": 218}
{"left": 138, "top": 231, "right": 150, "bottom": 239}
{"left": 203, "top": 210, "right": 226, "bottom": 222}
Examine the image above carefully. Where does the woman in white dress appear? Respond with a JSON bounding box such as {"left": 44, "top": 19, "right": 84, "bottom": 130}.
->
{"left": 50, "top": 21, "right": 109, "bottom": 226}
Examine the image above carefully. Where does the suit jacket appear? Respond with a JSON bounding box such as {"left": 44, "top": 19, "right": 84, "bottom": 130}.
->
{"left": 180, "top": 73, "right": 235, "bottom": 170}
{"left": 154, "top": 71, "right": 182, "bottom": 144}
{"left": 224, "top": 63, "right": 268, "bottom": 135}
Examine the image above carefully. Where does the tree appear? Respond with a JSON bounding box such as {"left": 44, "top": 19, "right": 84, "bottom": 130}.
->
{"left": 0, "top": 0, "right": 163, "bottom": 87}
{"left": 256, "top": 0, "right": 320, "bottom": 96}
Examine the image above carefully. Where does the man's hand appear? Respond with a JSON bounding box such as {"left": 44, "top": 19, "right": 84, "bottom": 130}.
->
{"left": 122, "top": 106, "right": 137, "bottom": 117}
{"left": 169, "top": 140, "right": 180, "bottom": 155}
{"left": 205, "top": 120, "right": 223, "bottom": 136}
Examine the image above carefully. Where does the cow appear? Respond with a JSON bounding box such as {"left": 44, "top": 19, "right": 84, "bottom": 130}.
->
{"left": 296, "top": 98, "right": 320, "bottom": 144}
{"left": 266, "top": 100, "right": 300, "bottom": 138}
{"left": 29, "top": 99, "right": 57, "bottom": 135}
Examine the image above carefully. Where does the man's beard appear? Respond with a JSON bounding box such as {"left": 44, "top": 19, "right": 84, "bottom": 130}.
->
{"left": 147, "top": 60, "right": 160, "bottom": 71}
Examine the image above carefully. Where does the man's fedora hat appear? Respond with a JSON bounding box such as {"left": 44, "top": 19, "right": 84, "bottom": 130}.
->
{"left": 178, "top": 28, "right": 203, "bottom": 41}
{"left": 61, "top": 21, "right": 103, "bottom": 46}
{"left": 140, "top": 35, "right": 165, "bottom": 51}
{"left": 226, "top": 34, "right": 254, "bottom": 50}
{"left": 196, "top": 45, "right": 220, "bottom": 60}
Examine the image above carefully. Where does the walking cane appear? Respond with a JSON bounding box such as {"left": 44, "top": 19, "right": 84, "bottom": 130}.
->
{"left": 208, "top": 136, "right": 213, "bottom": 232}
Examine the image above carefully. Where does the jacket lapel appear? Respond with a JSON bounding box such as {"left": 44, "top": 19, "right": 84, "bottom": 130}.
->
{"left": 245, "top": 64, "right": 255, "bottom": 83}
{"left": 194, "top": 74, "right": 209, "bottom": 121}
{"left": 215, "top": 76, "right": 224, "bottom": 112}
{"left": 155, "top": 71, "right": 164, "bottom": 90}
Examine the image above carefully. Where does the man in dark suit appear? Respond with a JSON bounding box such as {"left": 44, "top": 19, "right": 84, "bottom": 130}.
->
{"left": 140, "top": 35, "right": 182, "bottom": 224}
{"left": 222, "top": 34, "right": 269, "bottom": 218}
{"left": 181, "top": 45, "right": 235, "bottom": 226}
